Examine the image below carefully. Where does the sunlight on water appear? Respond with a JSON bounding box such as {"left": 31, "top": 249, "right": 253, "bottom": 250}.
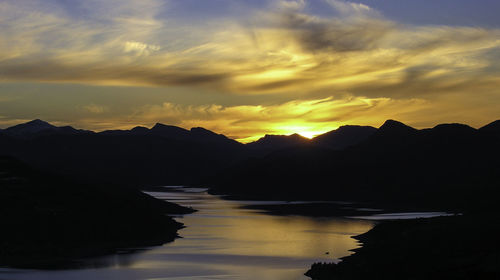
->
{"left": 0, "top": 187, "right": 374, "bottom": 280}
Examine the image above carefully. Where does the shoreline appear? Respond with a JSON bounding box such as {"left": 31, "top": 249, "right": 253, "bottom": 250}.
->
{"left": 240, "top": 201, "right": 452, "bottom": 218}
{"left": 305, "top": 214, "right": 500, "bottom": 279}
{"left": 0, "top": 156, "right": 196, "bottom": 269}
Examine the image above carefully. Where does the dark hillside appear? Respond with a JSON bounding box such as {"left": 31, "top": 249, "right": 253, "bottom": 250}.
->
{"left": 0, "top": 121, "right": 248, "bottom": 187}
{"left": 0, "top": 156, "right": 194, "bottom": 268}
{"left": 209, "top": 120, "right": 500, "bottom": 212}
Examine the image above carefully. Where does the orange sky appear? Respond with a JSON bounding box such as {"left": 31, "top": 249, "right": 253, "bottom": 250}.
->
{"left": 1, "top": 0, "right": 499, "bottom": 142}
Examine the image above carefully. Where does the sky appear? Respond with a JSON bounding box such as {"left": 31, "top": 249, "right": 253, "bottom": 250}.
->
{"left": 1, "top": 0, "right": 499, "bottom": 142}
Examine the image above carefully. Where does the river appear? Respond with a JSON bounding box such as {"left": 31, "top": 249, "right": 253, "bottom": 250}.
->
{"left": 0, "top": 186, "right": 375, "bottom": 280}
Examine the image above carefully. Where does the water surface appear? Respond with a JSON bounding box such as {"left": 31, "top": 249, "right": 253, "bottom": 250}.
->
{"left": 349, "top": 212, "right": 456, "bottom": 220}
{"left": 0, "top": 187, "right": 374, "bottom": 280}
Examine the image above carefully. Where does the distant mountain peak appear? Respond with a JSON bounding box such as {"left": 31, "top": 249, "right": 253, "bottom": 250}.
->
{"left": 380, "top": 119, "right": 412, "bottom": 128}
{"left": 189, "top": 127, "right": 239, "bottom": 145}
{"left": 246, "top": 133, "right": 309, "bottom": 151}
{"left": 432, "top": 123, "right": 476, "bottom": 133}
{"left": 479, "top": 120, "right": 500, "bottom": 132}
{"left": 151, "top": 123, "right": 189, "bottom": 133}
{"left": 289, "top": 133, "right": 306, "bottom": 139}
{"left": 22, "top": 119, "right": 56, "bottom": 129}
{"left": 4, "top": 119, "right": 57, "bottom": 137}
{"left": 28, "top": 119, "right": 52, "bottom": 126}
{"left": 259, "top": 133, "right": 308, "bottom": 141}
{"left": 312, "top": 125, "right": 377, "bottom": 150}
{"left": 151, "top": 123, "right": 169, "bottom": 129}
{"left": 130, "top": 126, "right": 149, "bottom": 133}
{"left": 190, "top": 127, "right": 216, "bottom": 134}
{"left": 378, "top": 120, "right": 416, "bottom": 133}
{"left": 2, "top": 119, "right": 94, "bottom": 138}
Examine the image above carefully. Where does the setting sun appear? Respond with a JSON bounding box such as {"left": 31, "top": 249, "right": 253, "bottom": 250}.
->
{"left": 1, "top": 1, "right": 499, "bottom": 280}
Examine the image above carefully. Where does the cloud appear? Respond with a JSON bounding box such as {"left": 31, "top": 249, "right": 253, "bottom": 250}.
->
{"left": 277, "top": 11, "right": 393, "bottom": 52}
{"left": 325, "top": 0, "right": 377, "bottom": 17}
{"left": 130, "top": 96, "right": 429, "bottom": 142}
{"left": 0, "top": 116, "right": 32, "bottom": 127}
{"left": 0, "top": 0, "right": 500, "bottom": 136}
{"left": 124, "top": 41, "right": 160, "bottom": 56}
{"left": 82, "top": 104, "right": 107, "bottom": 114}
{"left": 71, "top": 92, "right": 497, "bottom": 142}
{"left": 1, "top": 0, "right": 499, "bottom": 102}
{"left": 277, "top": 0, "right": 306, "bottom": 11}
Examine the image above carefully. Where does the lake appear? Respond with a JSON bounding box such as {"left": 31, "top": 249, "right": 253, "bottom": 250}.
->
{"left": 0, "top": 186, "right": 375, "bottom": 280}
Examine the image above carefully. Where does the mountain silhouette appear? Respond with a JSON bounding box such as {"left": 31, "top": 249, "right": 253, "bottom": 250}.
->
{"left": 371, "top": 119, "right": 417, "bottom": 140}
{"left": 0, "top": 121, "right": 206, "bottom": 267}
{"left": 1, "top": 118, "right": 499, "bottom": 212}
{"left": 480, "top": 119, "right": 500, "bottom": 132}
{"left": 190, "top": 127, "right": 241, "bottom": 146}
{"left": 247, "top": 126, "right": 378, "bottom": 153}
{"left": 479, "top": 119, "right": 500, "bottom": 139}
{"left": 2, "top": 118, "right": 499, "bottom": 274}
{"left": 99, "top": 123, "right": 240, "bottom": 146}
{"left": 0, "top": 155, "right": 193, "bottom": 267}
{"left": 312, "top": 125, "right": 376, "bottom": 150}
{"left": 246, "top": 133, "right": 309, "bottom": 153}
{"left": 1, "top": 119, "right": 92, "bottom": 138}
{"left": 3, "top": 119, "right": 56, "bottom": 137}
{"left": 0, "top": 120, "right": 247, "bottom": 187}
{"left": 208, "top": 119, "right": 500, "bottom": 211}
{"left": 98, "top": 126, "right": 149, "bottom": 136}
{"left": 149, "top": 123, "right": 191, "bottom": 140}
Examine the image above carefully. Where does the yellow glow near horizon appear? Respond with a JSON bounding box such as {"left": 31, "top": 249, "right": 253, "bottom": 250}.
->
{"left": 1, "top": 1, "right": 499, "bottom": 138}
{"left": 235, "top": 129, "right": 332, "bottom": 144}
{"left": 64, "top": 95, "right": 484, "bottom": 144}
{"left": 268, "top": 124, "right": 339, "bottom": 140}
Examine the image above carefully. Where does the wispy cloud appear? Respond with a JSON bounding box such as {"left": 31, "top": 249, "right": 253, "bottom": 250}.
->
{"left": 124, "top": 41, "right": 160, "bottom": 56}
{"left": 1, "top": 0, "right": 499, "bottom": 100}
{"left": 0, "top": 0, "right": 499, "bottom": 137}
{"left": 325, "top": 0, "right": 377, "bottom": 17}
{"left": 82, "top": 104, "right": 107, "bottom": 114}
{"left": 125, "top": 96, "right": 429, "bottom": 141}
{"left": 72, "top": 91, "right": 497, "bottom": 142}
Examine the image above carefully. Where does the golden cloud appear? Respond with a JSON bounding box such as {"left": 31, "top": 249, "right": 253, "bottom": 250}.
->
{"left": 0, "top": 0, "right": 499, "bottom": 138}
{"left": 82, "top": 104, "right": 107, "bottom": 114}
{"left": 0, "top": 0, "right": 499, "bottom": 100}
{"left": 122, "top": 96, "right": 428, "bottom": 142}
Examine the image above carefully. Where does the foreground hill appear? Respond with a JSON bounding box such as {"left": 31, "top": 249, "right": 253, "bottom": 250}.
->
{"left": 0, "top": 156, "right": 194, "bottom": 268}
{"left": 2, "top": 118, "right": 499, "bottom": 277}
{"left": 312, "top": 125, "right": 377, "bottom": 150}
{"left": 1, "top": 119, "right": 499, "bottom": 211}
{"left": 2, "top": 119, "right": 92, "bottom": 138}
{"left": 0, "top": 120, "right": 382, "bottom": 187}
{"left": 209, "top": 119, "right": 500, "bottom": 211}
{"left": 300, "top": 120, "right": 500, "bottom": 279}
{"left": 0, "top": 120, "right": 248, "bottom": 187}
{"left": 246, "top": 133, "right": 310, "bottom": 154}
{"left": 306, "top": 215, "right": 500, "bottom": 280}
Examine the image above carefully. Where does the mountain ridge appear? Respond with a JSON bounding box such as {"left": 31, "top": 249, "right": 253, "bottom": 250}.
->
{"left": 1, "top": 118, "right": 499, "bottom": 193}
{"left": 2, "top": 118, "right": 499, "bottom": 144}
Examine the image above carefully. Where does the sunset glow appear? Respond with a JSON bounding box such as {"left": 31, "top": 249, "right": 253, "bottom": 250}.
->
{"left": 1, "top": 0, "right": 499, "bottom": 141}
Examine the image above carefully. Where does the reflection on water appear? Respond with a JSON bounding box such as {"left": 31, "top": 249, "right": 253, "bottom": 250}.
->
{"left": 349, "top": 212, "right": 457, "bottom": 220}
{"left": 0, "top": 187, "right": 374, "bottom": 280}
